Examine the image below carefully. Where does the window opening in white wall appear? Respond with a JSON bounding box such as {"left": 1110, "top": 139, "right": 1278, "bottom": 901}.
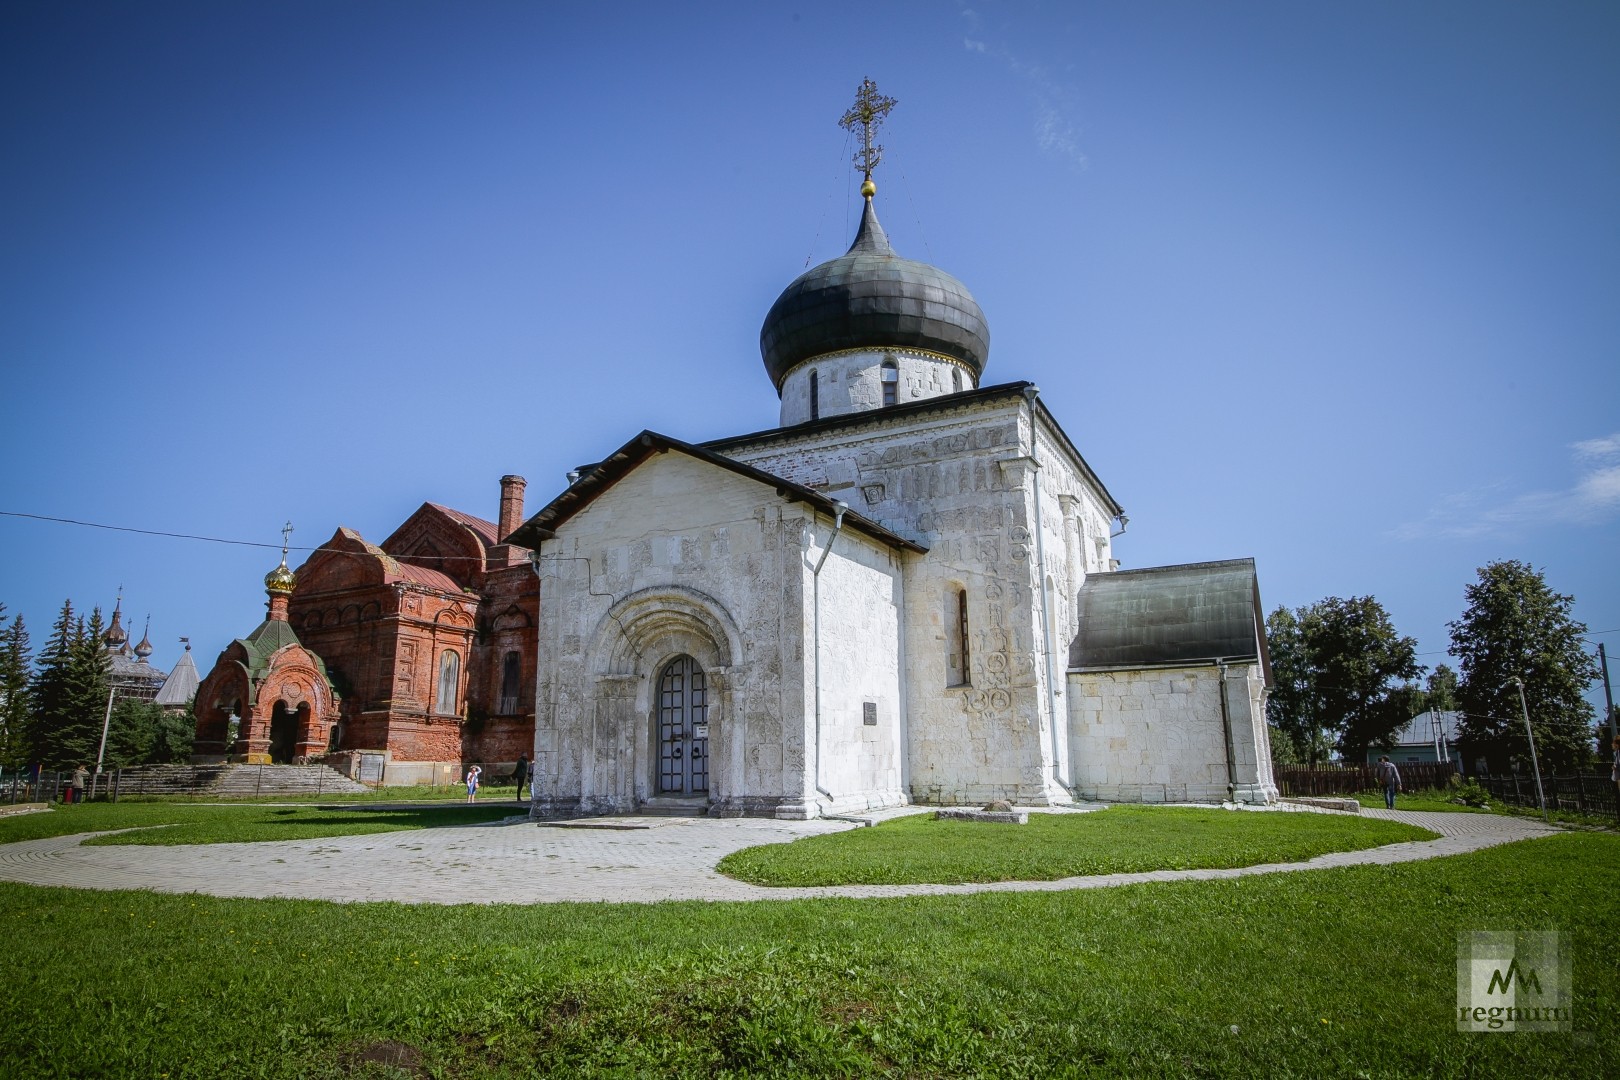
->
{"left": 945, "top": 588, "right": 971, "bottom": 687}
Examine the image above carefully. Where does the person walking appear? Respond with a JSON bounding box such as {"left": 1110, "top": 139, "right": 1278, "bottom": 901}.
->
{"left": 514, "top": 753, "right": 529, "bottom": 802}
{"left": 464, "top": 764, "right": 481, "bottom": 803}
{"left": 1375, "top": 755, "right": 1402, "bottom": 810}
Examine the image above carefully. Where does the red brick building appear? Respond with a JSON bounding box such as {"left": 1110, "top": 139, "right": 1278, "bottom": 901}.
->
{"left": 192, "top": 476, "right": 537, "bottom": 779}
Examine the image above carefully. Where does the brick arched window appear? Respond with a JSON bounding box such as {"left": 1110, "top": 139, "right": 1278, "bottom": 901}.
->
{"left": 881, "top": 358, "right": 899, "bottom": 407}
{"left": 436, "top": 650, "right": 460, "bottom": 714}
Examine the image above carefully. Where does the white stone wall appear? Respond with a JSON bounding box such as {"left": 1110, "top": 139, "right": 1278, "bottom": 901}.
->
{"left": 778, "top": 349, "right": 977, "bottom": 426}
{"left": 799, "top": 519, "right": 908, "bottom": 813}
{"left": 1228, "top": 664, "right": 1280, "bottom": 804}
{"left": 531, "top": 451, "right": 907, "bottom": 819}
{"left": 724, "top": 390, "right": 1118, "bottom": 805}
{"left": 1066, "top": 663, "right": 1276, "bottom": 804}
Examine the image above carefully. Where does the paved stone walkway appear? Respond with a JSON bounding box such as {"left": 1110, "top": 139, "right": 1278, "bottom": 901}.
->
{"left": 0, "top": 807, "right": 1559, "bottom": 906}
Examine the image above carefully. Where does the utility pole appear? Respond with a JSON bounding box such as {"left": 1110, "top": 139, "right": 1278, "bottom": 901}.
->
{"left": 1510, "top": 677, "right": 1548, "bottom": 823}
{"left": 1599, "top": 642, "right": 1615, "bottom": 742}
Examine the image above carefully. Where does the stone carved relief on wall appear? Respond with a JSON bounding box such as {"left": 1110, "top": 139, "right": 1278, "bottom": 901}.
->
{"left": 958, "top": 520, "right": 1041, "bottom": 723}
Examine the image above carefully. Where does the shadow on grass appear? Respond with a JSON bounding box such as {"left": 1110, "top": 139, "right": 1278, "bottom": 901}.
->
{"left": 80, "top": 804, "right": 519, "bottom": 847}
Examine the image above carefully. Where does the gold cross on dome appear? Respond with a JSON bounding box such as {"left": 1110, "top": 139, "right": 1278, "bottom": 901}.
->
{"left": 280, "top": 520, "right": 294, "bottom": 560}
{"left": 840, "top": 77, "right": 898, "bottom": 182}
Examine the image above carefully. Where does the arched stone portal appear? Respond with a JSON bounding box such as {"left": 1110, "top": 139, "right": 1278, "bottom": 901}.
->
{"left": 537, "top": 586, "right": 746, "bottom": 818}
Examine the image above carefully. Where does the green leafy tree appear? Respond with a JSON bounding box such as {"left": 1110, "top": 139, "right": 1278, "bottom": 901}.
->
{"left": 1264, "top": 607, "right": 1319, "bottom": 763}
{"left": 1425, "top": 664, "right": 1459, "bottom": 713}
{"left": 1450, "top": 560, "right": 1598, "bottom": 772}
{"left": 28, "top": 602, "right": 110, "bottom": 768}
{"left": 0, "top": 604, "right": 34, "bottom": 769}
{"left": 1265, "top": 597, "right": 1421, "bottom": 762}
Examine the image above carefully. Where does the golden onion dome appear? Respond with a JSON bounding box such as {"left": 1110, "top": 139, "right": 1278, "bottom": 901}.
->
{"left": 264, "top": 559, "right": 297, "bottom": 594}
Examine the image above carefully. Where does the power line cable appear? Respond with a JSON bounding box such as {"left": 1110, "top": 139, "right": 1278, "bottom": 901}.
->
{"left": 0, "top": 510, "right": 499, "bottom": 566}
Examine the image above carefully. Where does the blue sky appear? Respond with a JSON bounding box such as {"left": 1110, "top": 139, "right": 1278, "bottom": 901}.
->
{"left": 3, "top": 1, "right": 1616, "bottom": 716}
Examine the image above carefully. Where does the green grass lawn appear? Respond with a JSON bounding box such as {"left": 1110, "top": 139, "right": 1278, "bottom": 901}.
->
{"left": 0, "top": 802, "right": 516, "bottom": 846}
{"left": 1353, "top": 791, "right": 1493, "bottom": 814}
{"left": 0, "top": 832, "right": 1612, "bottom": 1078}
{"left": 717, "top": 807, "right": 1436, "bottom": 886}
{"left": 1354, "top": 790, "right": 1620, "bottom": 827}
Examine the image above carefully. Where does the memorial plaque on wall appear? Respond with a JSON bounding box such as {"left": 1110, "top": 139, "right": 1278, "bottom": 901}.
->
{"left": 863, "top": 701, "right": 878, "bottom": 726}
{"left": 358, "top": 753, "right": 385, "bottom": 784}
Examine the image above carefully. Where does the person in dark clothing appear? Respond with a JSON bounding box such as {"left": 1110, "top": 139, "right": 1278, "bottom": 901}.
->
{"left": 514, "top": 753, "right": 530, "bottom": 802}
{"left": 1375, "top": 755, "right": 1402, "bottom": 809}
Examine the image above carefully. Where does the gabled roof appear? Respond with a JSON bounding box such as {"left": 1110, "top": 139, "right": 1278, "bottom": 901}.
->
{"left": 299, "top": 526, "right": 467, "bottom": 595}
{"left": 1388, "top": 710, "right": 1462, "bottom": 747}
{"left": 1069, "top": 558, "right": 1270, "bottom": 681}
{"left": 427, "top": 504, "right": 499, "bottom": 549}
{"left": 507, "top": 430, "right": 928, "bottom": 554}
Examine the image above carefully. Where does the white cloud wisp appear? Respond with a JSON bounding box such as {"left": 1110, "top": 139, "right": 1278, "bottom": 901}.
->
{"left": 1392, "top": 433, "right": 1620, "bottom": 540}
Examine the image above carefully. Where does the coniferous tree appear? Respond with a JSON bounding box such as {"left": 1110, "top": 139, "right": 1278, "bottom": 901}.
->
{"left": 28, "top": 602, "right": 110, "bottom": 768}
{"left": 28, "top": 600, "right": 78, "bottom": 767}
{"left": 149, "top": 701, "right": 196, "bottom": 764}
{"left": 1450, "top": 561, "right": 1598, "bottom": 772}
{"left": 67, "top": 608, "right": 112, "bottom": 769}
{"left": 0, "top": 604, "right": 34, "bottom": 769}
{"left": 104, "top": 698, "right": 193, "bottom": 765}
{"left": 105, "top": 698, "right": 158, "bottom": 766}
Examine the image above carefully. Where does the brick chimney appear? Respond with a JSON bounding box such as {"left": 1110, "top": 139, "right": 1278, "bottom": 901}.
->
{"left": 498, "top": 474, "right": 527, "bottom": 542}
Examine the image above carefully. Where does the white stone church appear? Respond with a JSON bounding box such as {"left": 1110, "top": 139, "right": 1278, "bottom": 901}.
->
{"left": 508, "top": 172, "right": 1277, "bottom": 818}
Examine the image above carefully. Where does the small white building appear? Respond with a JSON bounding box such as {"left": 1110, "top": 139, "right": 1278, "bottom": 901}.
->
{"left": 510, "top": 186, "right": 1277, "bottom": 818}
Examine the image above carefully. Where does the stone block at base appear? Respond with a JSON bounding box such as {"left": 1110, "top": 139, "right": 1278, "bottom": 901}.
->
{"left": 934, "top": 807, "right": 1029, "bottom": 825}
{"left": 1283, "top": 797, "right": 1361, "bottom": 813}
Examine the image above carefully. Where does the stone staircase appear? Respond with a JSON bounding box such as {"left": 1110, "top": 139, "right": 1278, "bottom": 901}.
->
{"left": 637, "top": 795, "right": 710, "bottom": 817}
{"left": 114, "top": 763, "right": 369, "bottom": 798}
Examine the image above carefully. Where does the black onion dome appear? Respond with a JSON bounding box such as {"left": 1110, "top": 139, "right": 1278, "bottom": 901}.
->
{"left": 760, "top": 198, "right": 989, "bottom": 390}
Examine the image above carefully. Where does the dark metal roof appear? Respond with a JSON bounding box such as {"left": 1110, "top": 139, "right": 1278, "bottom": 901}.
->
{"left": 1069, "top": 559, "right": 1270, "bottom": 679}
{"left": 506, "top": 430, "right": 929, "bottom": 555}
{"left": 759, "top": 197, "right": 989, "bottom": 391}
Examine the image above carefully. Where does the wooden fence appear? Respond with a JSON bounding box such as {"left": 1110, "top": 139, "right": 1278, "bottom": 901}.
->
{"left": 1476, "top": 773, "right": 1619, "bottom": 819}
{"left": 1275, "top": 762, "right": 1457, "bottom": 797}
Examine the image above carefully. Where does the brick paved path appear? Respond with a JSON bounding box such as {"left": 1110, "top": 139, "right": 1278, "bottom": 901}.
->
{"left": 0, "top": 807, "right": 1559, "bottom": 906}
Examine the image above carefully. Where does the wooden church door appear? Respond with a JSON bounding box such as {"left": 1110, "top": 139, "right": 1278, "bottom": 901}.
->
{"left": 657, "top": 656, "right": 709, "bottom": 795}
